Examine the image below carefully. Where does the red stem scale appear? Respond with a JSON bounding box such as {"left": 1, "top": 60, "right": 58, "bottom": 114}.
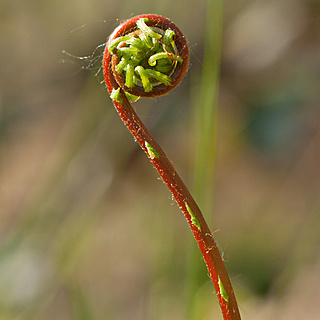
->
{"left": 103, "top": 14, "right": 241, "bottom": 320}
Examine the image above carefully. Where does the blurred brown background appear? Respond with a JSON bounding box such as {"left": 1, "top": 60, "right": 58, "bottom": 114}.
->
{"left": 0, "top": 0, "right": 319, "bottom": 319}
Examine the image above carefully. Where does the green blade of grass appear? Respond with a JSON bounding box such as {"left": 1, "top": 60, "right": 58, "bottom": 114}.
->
{"left": 192, "top": 0, "right": 223, "bottom": 213}
{"left": 186, "top": 1, "right": 224, "bottom": 319}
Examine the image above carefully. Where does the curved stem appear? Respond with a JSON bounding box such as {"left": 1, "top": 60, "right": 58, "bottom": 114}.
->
{"left": 103, "top": 15, "right": 241, "bottom": 320}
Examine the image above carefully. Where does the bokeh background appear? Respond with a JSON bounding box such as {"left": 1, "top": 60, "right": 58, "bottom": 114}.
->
{"left": 1, "top": 0, "right": 319, "bottom": 319}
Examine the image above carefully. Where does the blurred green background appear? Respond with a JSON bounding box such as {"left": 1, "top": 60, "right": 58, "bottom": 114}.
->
{"left": 1, "top": 0, "right": 320, "bottom": 319}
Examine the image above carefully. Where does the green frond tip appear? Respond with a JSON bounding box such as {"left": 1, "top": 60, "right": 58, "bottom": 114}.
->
{"left": 110, "top": 88, "right": 122, "bottom": 102}
{"left": 135, "top": 66, "right": 153, "bottom": 92}
{"left": 137, "top": 18, "right": 162, "bottom": 40}
{"left": 163, "top": 29, "right": 176, "bottom": 53}
{"left": 108, "top": 35, "right": 132, "bottom": 52}
{"left": 125, "top": 64, "right": 135, "bottom": 88}
{"left": 185, "top": 202, "right": 201, "bottom": 231}
{"left": 148, "top": 52, "right": 170, "bottom": 66}
{"left": 126, "top": 37, "right": 145, "bottom": 50}
{"left": 115, "top": 57, "right": 129, "bottom": 74}
{"left": 148, "top": 52, "right": 183, "bottom": 72}
{"left": 145, "top": 141, "right": 159, "bottom": 159}
{"left": 218, "top": 278, "right": 229, "bottom": 302}
{"left": 110, "top": 88, "right": 139, "bottom": 103}
{"left": 145, "top": 69, "right": 171, "bottom": 86}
